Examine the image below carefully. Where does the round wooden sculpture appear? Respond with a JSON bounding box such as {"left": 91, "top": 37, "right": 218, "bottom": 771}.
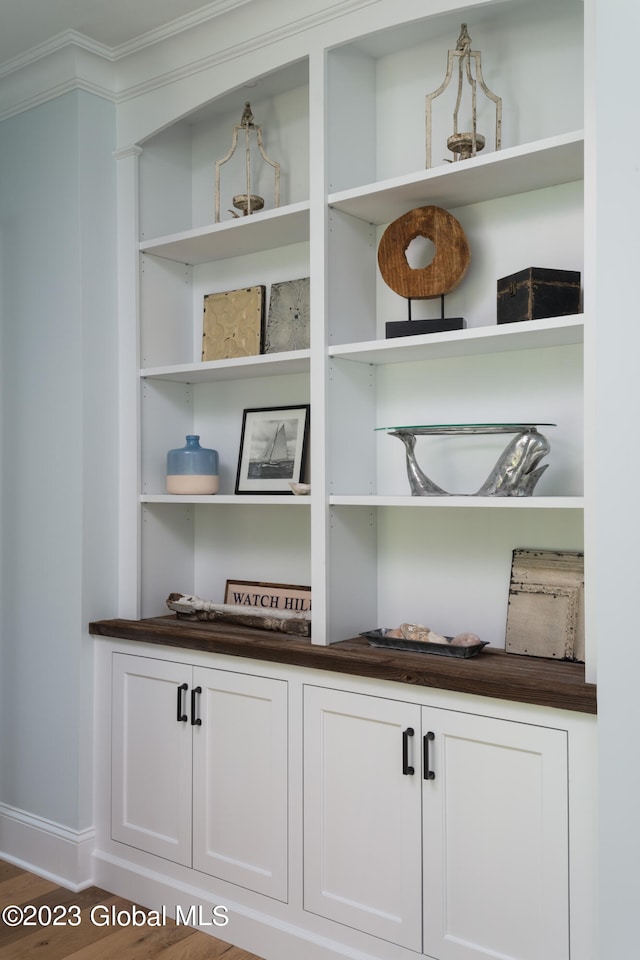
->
{"left": 377, "top": 205, "right": 470, "bottom": 299}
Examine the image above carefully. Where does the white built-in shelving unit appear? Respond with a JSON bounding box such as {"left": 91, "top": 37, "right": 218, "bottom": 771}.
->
{"left": 130, "top": 0, "right": 587, "bottom": 663}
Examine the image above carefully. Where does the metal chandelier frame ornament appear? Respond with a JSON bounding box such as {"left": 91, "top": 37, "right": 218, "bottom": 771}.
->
{"left": 425, "top": 23, "right": 502, "bottom": 168}
{"left": 215, "top": 101, "right": 281, "bottom": 221}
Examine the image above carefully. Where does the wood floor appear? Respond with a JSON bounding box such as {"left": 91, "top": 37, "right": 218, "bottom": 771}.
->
{"left": 0, "top": 860, "right": 266, "bottom": 959}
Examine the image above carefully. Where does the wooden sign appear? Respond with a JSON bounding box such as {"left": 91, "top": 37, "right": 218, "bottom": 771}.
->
{"left": 224, "top": 579, "right": 311, "bottom": 614}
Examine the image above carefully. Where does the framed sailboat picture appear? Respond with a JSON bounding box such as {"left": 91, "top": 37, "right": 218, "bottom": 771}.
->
{"left": 235, "top": 404, "right": 310, "bottom": 494}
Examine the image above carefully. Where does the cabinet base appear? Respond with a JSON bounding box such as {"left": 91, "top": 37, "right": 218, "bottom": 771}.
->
{"left": 92, "top": 849, "right": 389, "bottom": 960}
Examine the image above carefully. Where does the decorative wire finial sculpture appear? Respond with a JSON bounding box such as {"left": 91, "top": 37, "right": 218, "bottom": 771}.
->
{"left": 215, "top": 101, "right": 281, "bottom": 221}
{"left": 425, "top": 24, "right": 502, "bottom": 168}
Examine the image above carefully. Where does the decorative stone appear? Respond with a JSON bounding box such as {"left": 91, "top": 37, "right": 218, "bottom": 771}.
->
{"left": 394, "top": 623, "right": 450, "bottom": 644}
{"left": 451, "top": 632, "right": 482, "bottom": 646}
{"left": 385, "top": 624, "right": 482, "bottom": 647}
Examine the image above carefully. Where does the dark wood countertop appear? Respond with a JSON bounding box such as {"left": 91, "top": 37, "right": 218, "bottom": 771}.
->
{"left": 89, "top": 616, "right": 597, "bottom": 715}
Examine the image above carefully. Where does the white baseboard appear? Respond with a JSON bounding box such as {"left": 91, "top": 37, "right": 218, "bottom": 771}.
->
{"left": 0, "top": 803, "right": 95, "bottom": 891}
{"left": 93, "top": 849, "right": 383, "bottom": 960}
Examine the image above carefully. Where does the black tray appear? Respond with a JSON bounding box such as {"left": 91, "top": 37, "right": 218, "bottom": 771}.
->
{"left": 361, "top": 629, "right": 488, "bottom": 658}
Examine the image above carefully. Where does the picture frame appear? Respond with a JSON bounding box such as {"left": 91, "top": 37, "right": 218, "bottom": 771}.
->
{"left": 224, "top": 579, "right": 311, "bottom": 614}
{"left": 235, "top": 404, "right": 310, "bottom": 494}
{"left": 202, "top": 285, "right": 265, "bottom": 361}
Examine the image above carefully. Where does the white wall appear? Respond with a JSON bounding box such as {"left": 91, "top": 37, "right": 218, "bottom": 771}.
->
{"left": 590, "top": 0, "right": 640, "bottom": 954}
{"left": 0, "top": 91, "right": 118, "bottom": 847}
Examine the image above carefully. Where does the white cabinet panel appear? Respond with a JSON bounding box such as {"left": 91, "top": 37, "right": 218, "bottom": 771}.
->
{"left": 303, "top": 685, "right": 423, "bottom": 950}
{"left": 111, "top": 653, "right": 288, "bottom": 900}
{"left": 111, "top": 653, "right": 192, "bottom": 865}
{"left": 304, "top": 684, "right": 570, "bottom": 959}
{"left": 192, "top": 667, "right": 288, "bottom": 901}
{"left": 422, "top": 710, "right": 569, "bottom": 960}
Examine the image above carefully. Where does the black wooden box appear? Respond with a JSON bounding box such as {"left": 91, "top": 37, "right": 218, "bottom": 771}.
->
{"left": 497, "top": 267, "right": 581, "bottom": 325}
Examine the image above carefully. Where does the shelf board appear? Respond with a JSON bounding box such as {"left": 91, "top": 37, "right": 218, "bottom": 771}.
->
{"left": 142, "top": 494, "right": 311, "bottom": 505}
{"left": 329, "top": 496, "right": 584, "bottom": 509}
{"left": 328, "top": 131, "right": 584, "bottom": 224}
{"left": 141, "top": 349, "right": 311, "bottom": 382}
{"left": 329, "top": 315, "right": 584, "bottom": 364}
{"left": 89, "top": 617, "right": 596, "bottom": 715}
{"left": 139, "top": 200, "right": 310, "bottom": 264}
{"left": 142, "top": 494, "right": 581, "bottom": 508}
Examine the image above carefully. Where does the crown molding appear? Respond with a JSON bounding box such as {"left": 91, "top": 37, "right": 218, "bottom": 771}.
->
{"left": 0, "top": 0, "right": 254, "bottom": 76}
{"left": 0, "top": 38, "right": 117, "bottom": 122}
{"left": 0, "top": 0, "right": 381, "bottom": 123}
{"left": 110, "top": 0, "right": 254, "bottom": 60}
{"left": 0, "top": 30, "right": 114, "bottom": 81}
{"left": 116, "top": 0, "right": 383, "bottom": 104}
{"left": 0, "top": 0, "right": 254, "bottom": 121}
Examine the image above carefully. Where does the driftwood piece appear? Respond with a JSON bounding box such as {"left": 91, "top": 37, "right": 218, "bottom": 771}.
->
{"left": 166, "top": 593, "right": 311, "bottom": 637}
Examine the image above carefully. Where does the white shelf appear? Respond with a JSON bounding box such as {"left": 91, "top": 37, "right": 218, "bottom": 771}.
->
{"left": 142, "top": 495, "right": 311, "bottom": 505}
{"left": 328, "top": 132, "right": 584, "bottom": 225}
{"left": 141, "top": 350, "right": 311, "bottom": 383}
{"left": 329, "top": 315, "right": 584, "bottom": 364}
{"left": 329, "top": 496, "right": 584, "bottom": 509}
{"left": 139, "top": 201, "right": 310, "bottom": 265}
{"left": 131, "top": 1, "right": 586, "bottom": 646}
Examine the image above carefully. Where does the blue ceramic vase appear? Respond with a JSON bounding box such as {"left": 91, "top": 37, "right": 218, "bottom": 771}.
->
{"left": 166, "top": 435, "right": 219, "bottom": 495}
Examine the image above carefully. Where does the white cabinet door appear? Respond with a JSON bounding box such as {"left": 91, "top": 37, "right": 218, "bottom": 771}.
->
{"left": 303, "top": 685, "right": 423, "bottom": 951}
{"left": 111, "top": 653, "right": 193, "bottom": 865}
{"left": 422, "top": 709, "right": 569, "bottom": 960}
{"left": 192, "top": 667, "right": 288, "bottom": 901}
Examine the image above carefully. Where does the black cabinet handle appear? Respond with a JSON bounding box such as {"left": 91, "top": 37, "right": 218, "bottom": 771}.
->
{"left": 402, "top": 727, "right": 415, "bottom": 775}
{"left": 423, "top": 731, "right": 435, "bottom": 780}
{"left": 176, "top": 683, "right": 188, "bottom": 722}
{"left": 191, "top": 686, "right": 202, "bottom": 726}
